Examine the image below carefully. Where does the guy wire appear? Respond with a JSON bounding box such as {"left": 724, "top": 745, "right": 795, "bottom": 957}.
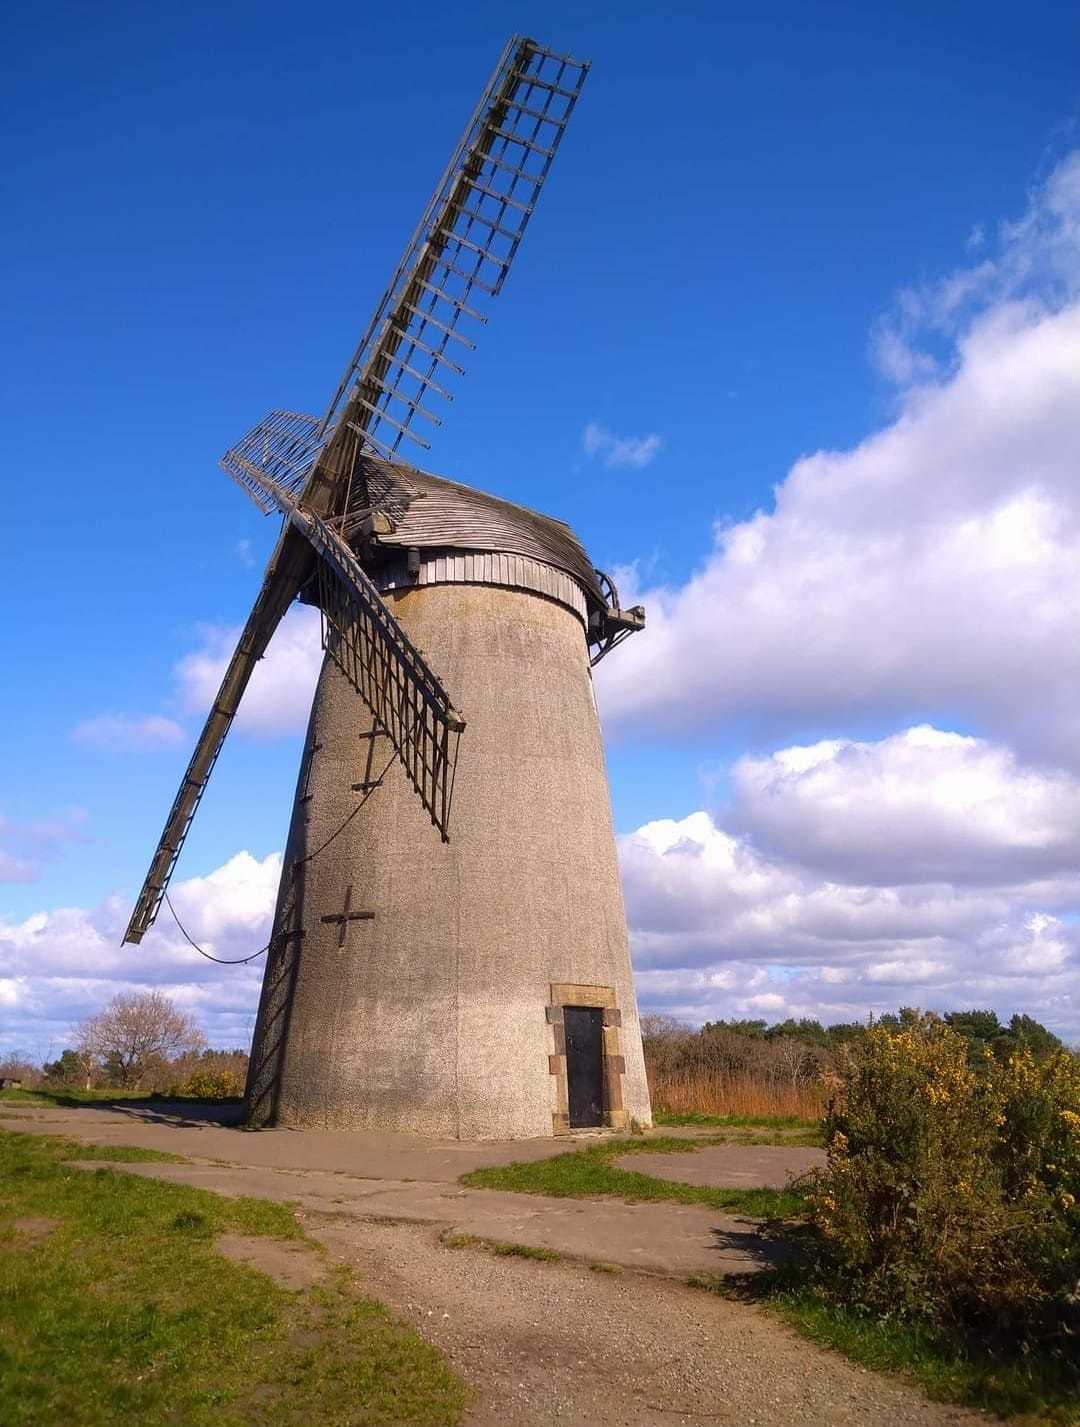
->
{"left": 161, "top": 746, "right": 399, "bottom": 965}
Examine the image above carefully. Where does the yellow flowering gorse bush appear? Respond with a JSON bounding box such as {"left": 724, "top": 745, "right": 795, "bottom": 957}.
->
{"left": 800, "top": 1016, "right": 1079, "bottom": 1365}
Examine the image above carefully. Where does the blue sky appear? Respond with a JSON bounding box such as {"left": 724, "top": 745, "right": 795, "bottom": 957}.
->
{"left": 4, "top": 0, "right": 1080, "bottom": 1055}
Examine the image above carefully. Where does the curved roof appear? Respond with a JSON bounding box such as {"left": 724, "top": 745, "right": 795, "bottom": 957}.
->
{"left": 351, "top": 456, "right": 605, "bottom": 605}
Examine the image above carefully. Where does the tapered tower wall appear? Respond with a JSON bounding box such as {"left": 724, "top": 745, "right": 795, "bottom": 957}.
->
{"left": 245, "top": 580, "right": 652, "bottom": 1139}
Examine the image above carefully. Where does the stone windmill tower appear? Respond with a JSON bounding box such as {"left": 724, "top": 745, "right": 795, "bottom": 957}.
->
{"left": 125, "top": 35, "right": 652, "bottom": 1140}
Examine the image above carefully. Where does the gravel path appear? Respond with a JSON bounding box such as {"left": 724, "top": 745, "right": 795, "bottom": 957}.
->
{"left": 316, "top": 1216, "right": 984, "bottom": 1427}
{"left": 2, "top": 1106, "right": 987, "bottom": 1424}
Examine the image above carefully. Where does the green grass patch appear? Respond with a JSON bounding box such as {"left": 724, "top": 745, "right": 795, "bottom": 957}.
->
{"left": 42, "top": 1134, "right": 187, "bottom": 1164}
{"left": 0, "top": 1088, "right": 242, "bottom": 1109}
{"left": 440, "top": 1230, "right": 559, "bottom": 1262}
{"left": 440, "top": 1231, "right": 479, "bottom": 1249}
{"left": 689, "top": 1268, "right": 1078, "bottom": 1424}
{"left": 0, "top": 1087, "right": 153, "bottom": 1106}
{"left": 653, "top": 1108, "right": 819, "bottom": 1132}
{"left": 0, "top": 1129, "right": 465, "bottom": 1426}
{"left": 460, "top": 1135, "right": 804, "bottom": 1219}
{"left": 489, "top": 1240, "right": 560, "bottom": 1261}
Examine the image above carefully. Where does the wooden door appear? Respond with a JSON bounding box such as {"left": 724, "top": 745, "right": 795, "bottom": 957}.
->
{"left": 564, "top": 1006, "right": 604, "bottom": 1128}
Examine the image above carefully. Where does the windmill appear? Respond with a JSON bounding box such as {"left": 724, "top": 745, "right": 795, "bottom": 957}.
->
{"left": 125, "top": 35, "right": 653, "bottom": 1139}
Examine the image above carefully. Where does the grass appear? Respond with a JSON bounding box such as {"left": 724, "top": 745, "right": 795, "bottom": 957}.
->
{"left": 0, "top": 1129, "right": 466, "bottom": 1426}
{"left": 22, "top": 1133, "right": 187, "bottom": 1164}
{"left": 0, "top": 1087, "right": 242, "bottom": 1108}
{"left": 489, "top": 1241, "right": 560, "bottom": 1261}
{"left": 689, "top": 1269, "right": 1079, "bottom": 1425}
{"left": 441, "top": 1231, "right": 560, "bottom": 1262}
{"left": 0, "top": 1087, "right": 154, "bottom": 1106}
{"left": 460, "top": 1135, "right": 805, "bottom": 1219}
{"left": 653, "top": 1108, "right": 821, "bottom": 1134}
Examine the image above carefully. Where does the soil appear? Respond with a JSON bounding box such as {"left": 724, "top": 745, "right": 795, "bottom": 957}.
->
{"left": 316, "top": 1216, "right": 984, "bottom": 1427}
{"left": 10, "top": 1216, "right": 60, "bottom": 1241}
{"left": 214, "top": 1232, "right": 326, "bottom": 1290}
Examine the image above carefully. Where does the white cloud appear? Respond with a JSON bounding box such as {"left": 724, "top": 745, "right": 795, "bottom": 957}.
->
{"left": 174, "top": 604, "right": 322, "bottom": 739}
{"left": 619, "top": 786, "right": 1080, "bottom": 1039}
{"left": 71, "top": 604, "right": 323, "bottom": 755}
{"left": 869, "top": 324, "right": 938, "bottom": 385}
{"left": 872, "top": 152, "right": 1080, "bottom": 386}
{"left": 0, "top": 851, "right": 36, "bottom": 884}
{"left": 0, "top": 850, "right": 281, "bottom": 1059}
{"left": 582, "top": 421, "right": 663, "bottom": 470}
{"left": 7, "top": 732, "right": 1080, "bottom": 1058}
{"left": 596, "top": 152, "right": 1080, "bottom": 1038}
{"left": 730, "top": 725, "right": 1080, "bottom": 887}
{"left": 71, "top": 714, "right": 186, "bottom": 751}
{"left": 597, "top": 155, "right": 1080, "bottom": 768}
{"left": 235, "top": 538, "right": 255, "bottom": 568}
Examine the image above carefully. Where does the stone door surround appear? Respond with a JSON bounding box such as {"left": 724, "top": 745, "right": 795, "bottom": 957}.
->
{"left": 546, "top": 982, "right": 627, "bottom": 1135}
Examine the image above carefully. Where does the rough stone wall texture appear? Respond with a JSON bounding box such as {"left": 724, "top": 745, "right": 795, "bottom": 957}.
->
{"left": 245, "top": 582, "right": 652, "bottom": 1139}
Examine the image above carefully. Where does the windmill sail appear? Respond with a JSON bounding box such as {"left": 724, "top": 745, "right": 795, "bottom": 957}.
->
{"left": 314, "top": 540, "right": 464, "bottom": 839}
{"left": 222, "top": 37, "right": 589, "bottom": 510}
{"left": 225, "top": 431, "right": 467, "bottom": 833}
{"left": 318, "top": 35, "right": 589, "bottom": 468}
{"left": 123, "top": 529, "right": 313, "bottom": 944}
{"left": 124, "top": 457, "right": 465, "bottom": 945}
{"left": 124, "top": 34, "right": 588, "bottom": 945}
{"left": 221, "top": 410, "right": 329, "bottom": 515}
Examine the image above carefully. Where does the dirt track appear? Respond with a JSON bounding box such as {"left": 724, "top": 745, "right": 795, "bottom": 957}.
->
{"left": 1, "top": 1103, "right": 984, "bottom": 1426}
{"left": 318, "top": 1216, "right": 983, "bottom": 1427}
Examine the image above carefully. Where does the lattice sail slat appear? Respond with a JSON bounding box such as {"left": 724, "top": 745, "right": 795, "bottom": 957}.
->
{"left": 319, "top": 35, "right": 589, "bottom": 466}
{"left": 221, "top": 410, "right": 327, "bottom": 515}
{"left": 315, "top": 550, "right": 463, "bottom": 841}
{"left": 218, "top": 428, "right": 465, "bottom": 840}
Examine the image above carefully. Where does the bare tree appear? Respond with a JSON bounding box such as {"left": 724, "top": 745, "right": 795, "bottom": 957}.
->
{"left": 77, "top": 992, "right": 205, "bottom": 1089}
{"left": 0, "top": 1053, "right": 40, "bottom": 1087}
{"left": 639, "top": 1014, "right": 691, "bottom": 1040}
{"left": 768, "top": 1036, "right": 826, "bottom": 1088}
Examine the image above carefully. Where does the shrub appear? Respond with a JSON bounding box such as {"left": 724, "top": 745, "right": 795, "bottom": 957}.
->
{"left": 799, "top": 1016, "right": 1080, "bottom": 1369}
{"left": 166, "top": 1069, "right": 245, "bottom": 1100}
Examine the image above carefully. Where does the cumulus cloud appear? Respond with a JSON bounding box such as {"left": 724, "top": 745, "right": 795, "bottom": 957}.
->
{"left": 620, "top": 761, "right": 1080, "bottom": 1038}
{"left": 582, "top": 421, "right": 663, "bottom": 470}
{"left": 596, "top": 151, "right": 1080, "bottom": 768}
{"left": 72, "top": 604, "right": 323, "bottom": 755}
{"left": 872, "top": 152, "right": 1080, "bottom": 385}
{"left": 730, "top": 725, "right": 1080, "bottom": 887}
{"left": 597, "top": 152, "right": 1080, "bottom": 1035}
{"left": 71, "top": 713, "right": 186, "bottom": 751}
{"left": 7, "top": 731, "right": 1080, "bottom": 1056}
{"left": 0, "top": 850, "right": 281, "bottom": 1059}
{"left": 174, "top": 604, "right": 322, "bottom": 739}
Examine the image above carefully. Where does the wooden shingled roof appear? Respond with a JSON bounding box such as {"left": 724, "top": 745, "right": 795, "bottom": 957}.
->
{"left": 354, "top": 456, "right": 605, "bottom": 604}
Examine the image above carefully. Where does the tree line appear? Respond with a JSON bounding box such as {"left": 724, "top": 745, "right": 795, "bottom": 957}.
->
{"left": 2, "top": 995, "right": 1069, "bottom": 1100}
{"left": 1, "top": 991, "right": 248, "bottom": 1096}
{"left": 642, "top": 1007, "right": 1068, "bottom": 1089}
